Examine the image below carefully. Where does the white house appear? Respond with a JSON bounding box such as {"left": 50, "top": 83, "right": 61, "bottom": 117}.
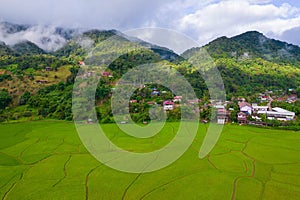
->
{"left": 238, "top": 102, "right": 253, "bottom": 115}
{"left": 252, "top": 104, "right": 268, "bottom": 112}
{"left": 173, "top": 96, "right": 183, "bottom": 103}
{"left": 163, "top": 101, "right": 174, "bottom": 111}
{"left": 258, "top": 107, "right": 295, "bottom": 121}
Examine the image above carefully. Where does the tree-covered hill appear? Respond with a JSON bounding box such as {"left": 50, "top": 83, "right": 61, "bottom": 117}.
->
{"left": 201, "top": 31, "right": 300, "bottom": 66}
{"left": 0, "top": 23, "right": 299, "bottom": 122}
{"left": 11, "top": 41, "right": 45, "bottom": 55}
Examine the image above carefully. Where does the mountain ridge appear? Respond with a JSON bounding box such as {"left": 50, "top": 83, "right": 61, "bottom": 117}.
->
{"left": 183, "top": 30, "right": 300, "bottom": 66}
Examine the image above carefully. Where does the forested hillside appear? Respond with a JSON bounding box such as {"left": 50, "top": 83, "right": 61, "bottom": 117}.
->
{"left": 0, "top": 23, "right": 299, "bottom": 122}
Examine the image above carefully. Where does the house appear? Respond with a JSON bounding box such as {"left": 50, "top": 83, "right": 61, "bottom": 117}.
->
{"left": 259, "top": 95, "right": 268, "bottom": 102}
{"left": 258, "top": 107, "right": 295, "bottom": 121}
{"left": 286, "top": 95, "right": 297, "bottom": 104}
{"left": 130, "top": 100, "right": 138, "bottom": 104}
{"left": 151, "top": 88, "right": 160, "bottom": 95}
{"left": 79, "top": 61, "right": 85, "bottom": 66}
{"left": 187, "top": 99, "right": 200, "bottom": 104}
{"left": 147, "top": 101, "right": 155, "bottom": 105}
{"left": 238, "top": 102, "right": 252, "bottom": 115}
{"left": 102, "top": 71, "right": 112, "bottom": 77}
{"left": 214, "top": 105, "right": 225, "bottom": 109}
{"left": 35, "top": 80, "right": 48, "bottom": 84}
{"left": 237, "top": 112, "right": 247, "bottom": 124}
{"left": 45, "top": 67, "right": 52, "bottom": 71}
{"left": 163, "top": 101, "right": 174, "bottom": 111}
{"left": 217, "top": 108, "right": 230, "bottom": 124}
{"left": 237, "top": 97, "right": 246, "bottom": 102}
{"left": 87, "top": 118, "right": 94, "bottom": 124}
{"left": 173, "top": 96, "right": 182, "bottom": 103}
{"left": 252, "top": 104, "right": 268, "bottom": 113}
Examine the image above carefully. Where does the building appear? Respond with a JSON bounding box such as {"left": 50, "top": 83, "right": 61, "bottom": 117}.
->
{"left": 129, "top": 100, "right": 138, "bottom": 104}
{"left": 35, "top": 80, "right": 48, "bottom": 84}
{"left": 237, "top": 112, "right": 247, "bottom": 124}
{"left": 252, "top": 104, "right": 268, "bottom": 113}
{"left": 173, "top": 96, "right": 182, "bottom": 103}
{"left": 163, "top": 101, "right": 174, "bottom": 111}
{"left": 151, "top": 88, "right": 160, "bottom": 95}
{"left": 187, "top": 99, "right": 200, "bottom": 104}
{"left": 102, "top": 72, "right": 112, "bottom": 77}
{"left": 217, "top": 108, "right": 230, "bottom": 124}
{"left": 286, "top": 95, "right": 297, "bottom": 104}
{"left": 79, "top": 61, "right": 85, "bottom": 66}
{"left": 258, "top": 107, "right": 295, "bottom": 121}
{"left": 45, "top": 67, "right": 52, "bottom": 71}
{"left": 238, "top": 102, "right": 253, "bottom": 115}
{"left": 147, "top": 101, "right": 155, "bottom": 105}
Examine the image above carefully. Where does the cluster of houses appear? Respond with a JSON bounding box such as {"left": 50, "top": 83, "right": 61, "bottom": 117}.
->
{"left": 129, "top": 91, "right": 297, "bottom": 125}
{"left": 214, "top": 100, "right": 296, "bottom": 125}
{"left": 160, "top": 95, "right": 297, "bottom": 125}
{"left": 235, "top": 101, "right": 295, "bottom": 124}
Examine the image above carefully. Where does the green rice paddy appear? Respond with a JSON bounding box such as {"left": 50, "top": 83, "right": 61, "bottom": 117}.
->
{"left": 0, "top": 121, "right": 300, "bottom": 199}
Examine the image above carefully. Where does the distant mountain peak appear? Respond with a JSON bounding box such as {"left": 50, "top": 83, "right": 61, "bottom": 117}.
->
{"left": 197, "top": 30, "right": 300, "bottom": 66}
{"left": 11, "top": 40, "right": 45, "bottom": 55}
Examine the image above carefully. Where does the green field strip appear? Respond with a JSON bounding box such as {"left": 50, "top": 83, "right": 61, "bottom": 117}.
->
{"left": 85, "top": 165, "right": 101, "bottom": 200}
{"left": 52, "top": 154, "right": 72, "bottom": 187}
{"left": 122, "top": 173, "right": 143, "bottom": 200}
{"left": 232, "top": 177, "right": 264, "bottom": 200}
{"left": 138, "top": 171, "right": 210, "bottom": 200}
{"left": 19, "top": 138, "right": 40, "bottom": 158}
{"left": 0, "top": 152, "right": 24, "bottom": 166}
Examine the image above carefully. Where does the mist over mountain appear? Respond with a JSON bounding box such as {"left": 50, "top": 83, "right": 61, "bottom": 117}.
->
{"left": 1, "top": 21, "right": 300, "bottom": 64}
{"left": 0, "top": 22, "right": 79, "bottom": 52}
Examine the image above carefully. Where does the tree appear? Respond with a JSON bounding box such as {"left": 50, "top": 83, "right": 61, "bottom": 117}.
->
{"left": 19, "top": 91, "right": 31, "bottom": 105}
{"left": 0, "top": 91, "right": 12, "bottom": 110}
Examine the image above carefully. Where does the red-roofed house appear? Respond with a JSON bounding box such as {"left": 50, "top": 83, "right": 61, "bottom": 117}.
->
{"left": 163, "top": 101, "right": 174, "bottom": 111}
{"left": 102, "top": 72, "right": 112, "bottom": 77}
{"left": 173, "top": 96, "right": 183, "bottom": 103}
{"left": 79, "top": 61, "right": 85, "bottom": 66}
{"left": 238, "top": 112, "right": 247, "bottom": 124}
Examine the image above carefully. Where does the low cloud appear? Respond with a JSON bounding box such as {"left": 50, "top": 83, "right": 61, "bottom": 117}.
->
{"left": 176, "top": 0, "right": 300, "bottom": 45}
{"left": 0, "top": 23, "right": 71, "bottom": 51}
{"left": 0, "top": 0, "right": 300, "bottom": 49}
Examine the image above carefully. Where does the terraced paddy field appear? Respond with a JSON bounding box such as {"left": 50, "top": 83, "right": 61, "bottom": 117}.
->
{"left": 0, "top": 121, "right": 300, "bottom": 199}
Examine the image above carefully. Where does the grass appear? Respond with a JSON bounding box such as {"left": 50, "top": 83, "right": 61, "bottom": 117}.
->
{"left": 0, "top": 121, "right": 300, "bottom": 199}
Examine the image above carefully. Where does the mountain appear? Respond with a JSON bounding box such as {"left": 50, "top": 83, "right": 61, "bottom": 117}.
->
{"left": 182, "top": 31, "right": 300, "bottom": 95}
{"left": 0, "top": 41, "right": 16, "bottom": 56}
{"left": 0, "top": 22, "right": 79, "bottom": 52}
{"left": 0, "top": 21, "right": 29, "bottom": 34}
{"left": 11, "top": 40, "right": 45, "bottom": 55}
{"left": 0, "top": 23, "right": 299, "bottom": 122}
{"left": 199, "top": 31, "right": 300, "bottom": 66}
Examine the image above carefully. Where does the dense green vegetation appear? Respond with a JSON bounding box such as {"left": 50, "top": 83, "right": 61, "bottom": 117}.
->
{"left": 0, "top": 122, "right": 300, "bottom": 199}
{"left": 0, "top": 28, "right": 299, "bottom": 123}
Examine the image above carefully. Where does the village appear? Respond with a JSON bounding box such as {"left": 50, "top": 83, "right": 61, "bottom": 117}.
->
{"left": 77, "top": 66, "right": 299, "bottom": 126}
{"left": 128, "top": 86, "right": 299, "bottom": 126}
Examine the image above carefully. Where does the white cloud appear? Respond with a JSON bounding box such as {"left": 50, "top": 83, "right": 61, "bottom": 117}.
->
{"left": 0, "top": 24, "right": 69, "bottom": 51}
{"left": 175, "top": 0, "right": 300, "bottom": 45}
{"left": 1, "top": 0, "right": 300, "bottom": 49}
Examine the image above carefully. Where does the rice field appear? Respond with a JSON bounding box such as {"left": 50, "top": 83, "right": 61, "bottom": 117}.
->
{"left": 0, "top": 121, "right": 300, "bottom": 199}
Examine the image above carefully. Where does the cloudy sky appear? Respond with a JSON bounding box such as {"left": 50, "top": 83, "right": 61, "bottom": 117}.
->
{"left": 1, "top": 0, "right": 300, "bottom": 49}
